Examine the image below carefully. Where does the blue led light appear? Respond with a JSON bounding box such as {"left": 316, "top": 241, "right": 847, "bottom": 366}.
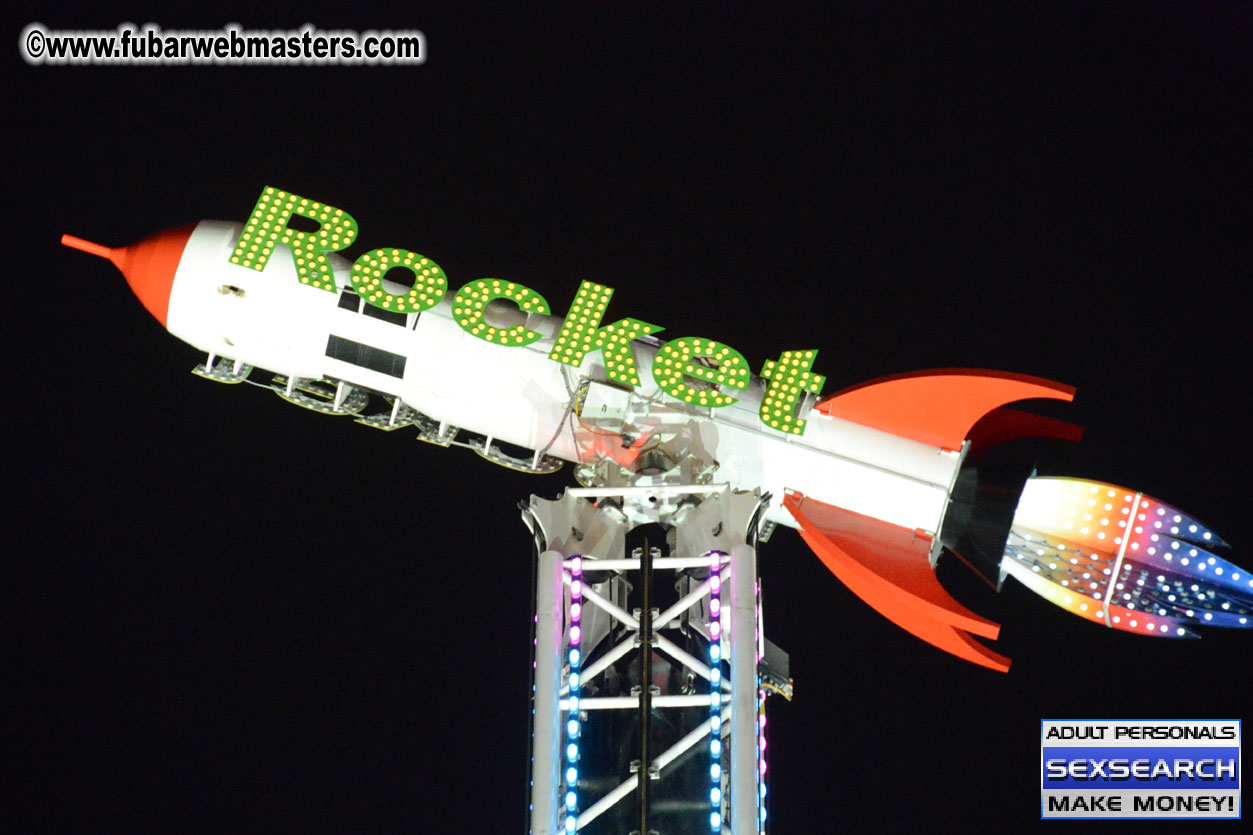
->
{"left": 563, "top": 563, "right": 585, "bottom": 832}
{"left": 708, "top": 553, "right": 724, "bottom": 832}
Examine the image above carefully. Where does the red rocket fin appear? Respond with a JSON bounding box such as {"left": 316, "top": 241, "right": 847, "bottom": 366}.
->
{"left": 966, "top": 407, "right": 1084, "bottom": 458}
{"left": 62, "top": 225, "right": 195, "bottom": 327}
{"left": 784, "top": 491, "right": 1010, "bottom": 672}
{"left": 815, "top": 369, "right": 1075, "bottom": 451}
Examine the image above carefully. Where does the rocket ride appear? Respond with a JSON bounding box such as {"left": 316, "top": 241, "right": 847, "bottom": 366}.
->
{"left": 64, "top": 186, "right": 1250, "bottom": 833}
{"left": 60, "top": 186, "right": 1253, "bottom": 668}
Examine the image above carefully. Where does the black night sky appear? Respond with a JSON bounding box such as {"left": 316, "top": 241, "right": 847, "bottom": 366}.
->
{"left": 9, "top": 3, "right": 1251, "bottom": 832}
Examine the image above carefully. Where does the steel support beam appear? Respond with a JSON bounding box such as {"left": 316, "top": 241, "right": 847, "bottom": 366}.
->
{"left": 530, "top": 549, "right": 564, "bottom": 835}
{"left": 730, "top": 543, "right": 759, "bottom": 835}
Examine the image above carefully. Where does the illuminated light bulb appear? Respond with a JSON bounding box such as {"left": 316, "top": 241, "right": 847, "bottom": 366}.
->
{"left": 567, "top": 744, "right": 578, "bottom": 761}
{"left": 569, "top": 626, "right": 581, "bottom": 645}
{"left": 566, "top": 767, "right": 578, "bottom": 783}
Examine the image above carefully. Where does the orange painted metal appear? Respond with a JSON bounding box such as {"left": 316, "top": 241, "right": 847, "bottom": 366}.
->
{"left": 966, "top": 407, "right": 1084, "bottom": 457}
{"left": 784, "top": 491, "right": 1011, "bottom": 672}
{"left": 815, "top": 368, "right": 1075, "bottom": 452}
{"left": 62, "top": 224, "right": 196, "bottom": 328}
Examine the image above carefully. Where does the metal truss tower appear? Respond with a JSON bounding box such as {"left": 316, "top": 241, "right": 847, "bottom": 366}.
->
{"left": 523, "top": 479, "right": 790, "bottom": 835}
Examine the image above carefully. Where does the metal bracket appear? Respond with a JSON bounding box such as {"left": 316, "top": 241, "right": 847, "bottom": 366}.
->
{"left": 192, "top": 354, "right": 252, "bottom": 384}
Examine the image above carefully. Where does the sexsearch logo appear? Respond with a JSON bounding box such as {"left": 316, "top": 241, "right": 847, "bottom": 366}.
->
{"left": 1041, "top": 720, "right": 1241, "bottom": 819}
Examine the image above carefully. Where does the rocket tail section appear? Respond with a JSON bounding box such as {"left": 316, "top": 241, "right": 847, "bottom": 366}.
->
{"left": 1001, "top": 477, "right": 1250, "bottom": 638}
{"left": 784, "top": 491, "right": 1011, "bottom": 672}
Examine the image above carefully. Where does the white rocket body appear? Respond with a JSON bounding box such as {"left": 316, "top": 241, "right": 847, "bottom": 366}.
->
{"left": 168, "top": 221, "right": 960, "bottom": 533}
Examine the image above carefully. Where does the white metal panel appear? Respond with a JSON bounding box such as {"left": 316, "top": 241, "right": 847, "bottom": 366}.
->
{"left": 164, "top": 223, "right": 962, "bottom": 534}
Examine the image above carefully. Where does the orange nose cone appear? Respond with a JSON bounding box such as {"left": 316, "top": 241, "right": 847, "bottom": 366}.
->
{"left": 62, "top": 223, "right": 197, "bottom": 328}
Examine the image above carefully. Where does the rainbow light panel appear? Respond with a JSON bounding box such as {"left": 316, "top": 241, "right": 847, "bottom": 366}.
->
{"left": 564, "top": 557, "right": 583, "bottom": 833}
{"left": 1001, "top": 477, "right": 1251, "bottom": 637}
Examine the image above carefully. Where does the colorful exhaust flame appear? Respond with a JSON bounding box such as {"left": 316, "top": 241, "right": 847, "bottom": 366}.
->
{"left": 1001, "top": 477, "right": 1251, "bottom": 638}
